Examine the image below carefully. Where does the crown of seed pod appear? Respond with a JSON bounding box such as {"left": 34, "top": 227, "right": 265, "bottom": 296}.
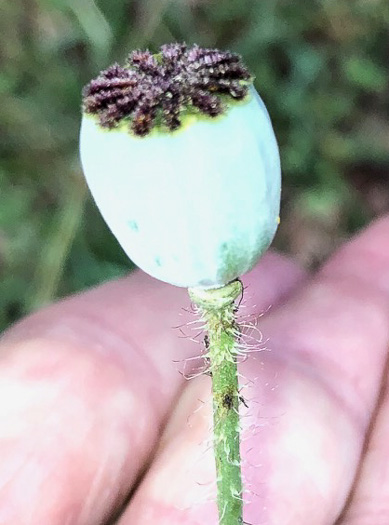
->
{"left": 82, "top": 43, "right": 252, "bottom": 136}
{"left": 80, "top": 43, "right": 281, "bottom": 288}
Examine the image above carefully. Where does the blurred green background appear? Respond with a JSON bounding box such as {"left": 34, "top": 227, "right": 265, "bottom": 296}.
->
{"left": 1, "top": 0, "right": 388, "bottom": 331}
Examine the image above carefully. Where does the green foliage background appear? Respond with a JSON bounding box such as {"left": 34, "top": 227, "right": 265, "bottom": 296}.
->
{"left": 1, "top": 0, "right": 388, "bottom": 330}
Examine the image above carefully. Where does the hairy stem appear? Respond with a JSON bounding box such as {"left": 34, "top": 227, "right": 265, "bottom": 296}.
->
{"left": 188, "top": 279, "right": 243, "bottom": 525}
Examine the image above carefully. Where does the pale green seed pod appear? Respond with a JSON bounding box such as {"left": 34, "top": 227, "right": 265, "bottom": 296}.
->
{"left": 80, "top": 50, "right": 281, "bottom": 289}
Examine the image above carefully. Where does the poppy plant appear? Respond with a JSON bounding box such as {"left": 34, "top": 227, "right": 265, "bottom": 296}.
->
{"left": 80, "top": 43, "right": 281, "bottom": 525}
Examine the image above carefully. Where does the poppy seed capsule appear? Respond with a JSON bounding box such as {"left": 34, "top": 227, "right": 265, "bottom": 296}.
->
{"left": 80, "top": 46, "right": 281, "bottom": 289}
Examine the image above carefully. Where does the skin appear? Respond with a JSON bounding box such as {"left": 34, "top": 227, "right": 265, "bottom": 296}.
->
{"left": 0, "top": 215, "right": 389, "bottom": 525}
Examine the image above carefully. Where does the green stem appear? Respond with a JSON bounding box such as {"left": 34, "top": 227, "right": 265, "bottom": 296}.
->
{"left": 189, "top": 279, "right": 243, "bottom": 525}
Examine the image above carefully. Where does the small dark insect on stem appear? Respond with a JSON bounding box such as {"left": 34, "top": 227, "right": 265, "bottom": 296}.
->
{"left": 233, "top": 278, "right": 244, "bottom": 313}
{"left": 203, "top": 334, "right": 212, "bottom": 376}
{"left": 239, "top": 394, "right": 249, "bottom": 409}
{"left": 238, "top": 518, "right": 253, "bottom": 525}
{"left": 222, "top": 392, "right": 234, "bottom": 410}
{"left": 222, "top": 392, "right": 248, "bottom": 410}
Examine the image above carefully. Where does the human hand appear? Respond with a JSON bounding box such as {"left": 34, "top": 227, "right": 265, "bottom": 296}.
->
{"left": 0, "top": 216, "right": 388, "bottom": 525}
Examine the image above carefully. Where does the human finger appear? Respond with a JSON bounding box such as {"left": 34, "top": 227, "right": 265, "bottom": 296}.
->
{"left": 119, "top": 216, "right": 389, "bottom": 525}
{"left": 0, "top": 252, "right": 305, "bottom": 525}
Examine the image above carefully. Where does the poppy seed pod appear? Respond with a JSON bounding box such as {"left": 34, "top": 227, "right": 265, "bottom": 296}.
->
{"left": 80, "top": 44, "right": 281, "bottom": 288}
